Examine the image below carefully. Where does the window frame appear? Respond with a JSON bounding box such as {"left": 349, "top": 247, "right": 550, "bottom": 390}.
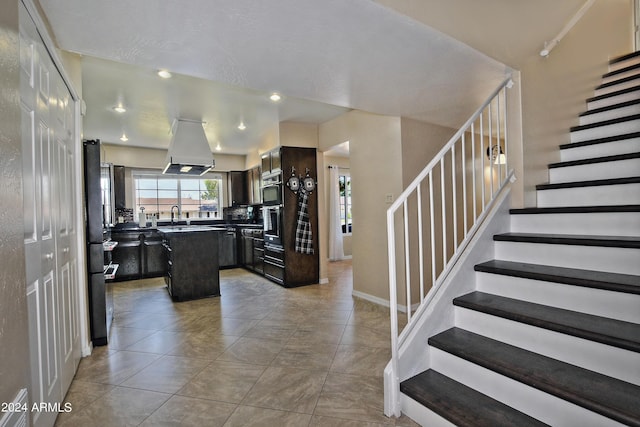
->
{"left": 339, "top": 173, "right": 352, "bottom": 235}
{"left": 132, "top": 170, "right": 224, "bottom": 221}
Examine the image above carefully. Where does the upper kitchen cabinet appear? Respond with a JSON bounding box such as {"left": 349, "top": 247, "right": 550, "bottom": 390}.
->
{"left": 230, "top": 167, "right": 262, "bottom": 206}
{"left": 250, "top": 166, "right": 262, "bottom": 204}
{"left": 114, "top": 165, "right": 126, "bottom": 209}
{"left": 229, "top": 171, "right": 248, "bottom": 206}
{"left": 261, "top": 149, "right": 281, "bottom": 177}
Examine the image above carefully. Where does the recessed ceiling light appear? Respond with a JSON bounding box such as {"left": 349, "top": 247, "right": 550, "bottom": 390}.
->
{"left": 215, "top": 143, "right": 222, "bottom": 151}
{"left": 157, "top": 70, "right": 172, "bottom": 79}
{"left": 270, "top": 93, "right": 281, "bottom": 102}
{"left": 237, "top": 121, "right": 246, "bottom": 131}
{"left": 113, "top": 105, "right": 126, "bottom": 113}
{"left": 120, "top": 133, "right": 128, "bottom": 142}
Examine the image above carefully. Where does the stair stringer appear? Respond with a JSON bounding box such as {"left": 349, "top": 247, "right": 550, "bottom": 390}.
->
{"left": 384, "top": 186, "right": 513, "bottom": 419}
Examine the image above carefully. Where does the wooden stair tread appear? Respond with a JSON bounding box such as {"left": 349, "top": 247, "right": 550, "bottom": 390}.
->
{"left": 587, "top": 85, "right": 640, "bottom": 103}
{"left": 536, "top": 176, "right": 640, "bottom": 190}
{"left": 559, "top": 131, "right": 640, "bottom": 150}
{"left": 580, "top": 98, "right": 640, "bottom": 117}
{"left": 570, "top": 113, "right": 640, "bottom": 132}
{"left": 493, "top": 232, "right": 640, "bottom": 249}
{"left": 474, "top": 260, "right": 640, "bottom": 295}
{"left": 610, "top": 51, "right": 640, "bottom": 65}
{"left": 603, "top": 62, "right": 640, "bottom": 79}
{"left": 400, "top": 370, "right": 548, "bottom": 427}
{"left": 509, "top": 205, "right": 640, "bottom": 214}
{"left": 596, "top": 73, "right": 640, "bottom": 90}
{"left": 548, "top": 152, "right": 640, "bottom": 168}
{"left": 453, "top": 291, "right": 640, "bottom": 352}
{"left": 429, "top": 328, "right": 640, "bottom": 427}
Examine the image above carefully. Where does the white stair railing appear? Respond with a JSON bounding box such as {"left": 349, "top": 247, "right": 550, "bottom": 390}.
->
{"left": 386, "top": 77, "right": 515, "bottom": 416}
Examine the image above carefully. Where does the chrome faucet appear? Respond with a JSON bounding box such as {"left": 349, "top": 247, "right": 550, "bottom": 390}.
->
{"left": 170, "top": 205, "right": 179, "bottom": 225}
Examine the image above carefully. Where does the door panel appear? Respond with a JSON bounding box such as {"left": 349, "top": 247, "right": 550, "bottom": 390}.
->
{"left": 20, "top": 3, "right": 80, "bottom": 426}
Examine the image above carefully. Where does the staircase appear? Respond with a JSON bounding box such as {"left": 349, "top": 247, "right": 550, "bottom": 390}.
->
{"left": 398, "top": 52, "right": 640, "bottom": 426}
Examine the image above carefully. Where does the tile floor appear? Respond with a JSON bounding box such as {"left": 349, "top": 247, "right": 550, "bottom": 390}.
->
{"left": 56, "top": 260, "right": 416, "bottom": 426}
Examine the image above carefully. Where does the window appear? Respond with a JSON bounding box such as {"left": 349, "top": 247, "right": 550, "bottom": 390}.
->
{"left": 133, "top": 172, "right": 223, "bottom": 220}
{"left": 339, "top": 174, "right": 352, "bottom": 234}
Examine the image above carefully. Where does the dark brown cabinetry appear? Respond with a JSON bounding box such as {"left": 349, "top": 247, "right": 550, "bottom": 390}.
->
{"left": 229, "top": 171, "right": 248, "bottom": 206}
{"left": 113, "top": 165, "right": 126, "bottom": 209}
{"left": 230, "top": 166, "right": 262, "bottom": 206}
{"left": 250, "top": 166, "right": 262, "bottom": 204}
{"left": 109, "top": 229, "right": 165, "bottom": 281}
{"left": 261, "top": 146, "right": 319, "bottom": 287}
{"left": 240, "top": 228, "right": 264, "bottom": 274}
{"left": 160, "top": 228, "right": 221, "bottom": 301}
{"left": 261, "top": 150, "right": 281, "bottom": 176}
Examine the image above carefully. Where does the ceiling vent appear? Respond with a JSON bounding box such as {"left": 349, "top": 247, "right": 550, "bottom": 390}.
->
{"left": 163, "top": 119, "right": 215, "bottom": 176}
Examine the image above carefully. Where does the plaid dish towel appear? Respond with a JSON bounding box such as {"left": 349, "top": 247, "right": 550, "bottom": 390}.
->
{"left": 295, "top": 188, "right": 314, "bottom": 254}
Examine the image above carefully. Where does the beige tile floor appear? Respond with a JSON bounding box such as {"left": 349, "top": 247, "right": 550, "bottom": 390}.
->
{"left": 55, "top": 260, "right": 416, "bottom": 427}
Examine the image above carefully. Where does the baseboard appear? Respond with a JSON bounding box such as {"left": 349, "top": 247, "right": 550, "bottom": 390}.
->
{"left": 352, "top": 290, "right": 418, "bottom": 313}
{"left": 329, "top": 255, "right": 352, "bottom": 261}
{"left": 319, "top": 278, "right": 329, "bottom": 284}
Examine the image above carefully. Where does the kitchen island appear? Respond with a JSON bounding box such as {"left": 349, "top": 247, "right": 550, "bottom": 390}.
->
{"left": 158, "top": 226, "right": 225, "bottom": 301}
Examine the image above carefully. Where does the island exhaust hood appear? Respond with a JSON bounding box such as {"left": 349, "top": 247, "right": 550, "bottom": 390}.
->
{"left": 163, "top": 119, "right": 215, "bottom": 176}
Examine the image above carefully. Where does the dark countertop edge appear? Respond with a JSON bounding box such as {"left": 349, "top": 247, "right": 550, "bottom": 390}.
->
{"left": 110, "top": 223, "right": 263, "bottom": 233}
{"left": 157, "top": 226, "right": 228, "bottom": 234}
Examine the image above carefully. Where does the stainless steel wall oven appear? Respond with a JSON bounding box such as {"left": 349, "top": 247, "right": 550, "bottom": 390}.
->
{"left": 263, "top": 204, "right": 283, "bottom": 245}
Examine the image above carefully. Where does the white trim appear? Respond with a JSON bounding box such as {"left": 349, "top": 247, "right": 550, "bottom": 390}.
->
{"left": 635, "top": 0, "right": 640, "bottom": 51}
{"left": 352, "top": 290, "right": 418, "bottom": 313}
{"left": 319, "top": 278, "right": 329, "bottom": 284}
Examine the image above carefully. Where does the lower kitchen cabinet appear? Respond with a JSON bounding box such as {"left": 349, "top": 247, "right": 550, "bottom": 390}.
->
{"left": 218, "top": 228, "right": 238, "bottom": 268}
{"left": 159, "top": 228, "right": 222, "bottom": 301}
{"left": 109, "top": 229, "right": 166, "bottom": 281}
{"left": 264, "top": 243, "right": 284, "bottom": 285}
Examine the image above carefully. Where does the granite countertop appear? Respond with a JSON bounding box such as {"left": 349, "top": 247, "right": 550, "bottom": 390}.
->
{"left": 110, "top": 222, "right": 263, "bottom": 233}
{"left": 157, "top": 226, "right": 227, "bottom": 234}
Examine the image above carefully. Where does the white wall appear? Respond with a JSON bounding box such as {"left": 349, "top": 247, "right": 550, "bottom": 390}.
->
{"left": 518, "top": 1, "right": 632, "bottom": 205}
{"left": 320, "top": 110, "right": 403, "bottom": 301}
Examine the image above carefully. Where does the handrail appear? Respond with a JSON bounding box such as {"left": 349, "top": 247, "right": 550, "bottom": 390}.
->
{"left": 385, "top": 77, "right": 514, "bottom": 417}
{"left": 540, "top": 0, "right": 595, "bottom": 57}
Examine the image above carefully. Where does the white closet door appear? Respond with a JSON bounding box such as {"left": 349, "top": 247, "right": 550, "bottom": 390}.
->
{"left": 20, "top": 3, "right": 80, "bottom": 426}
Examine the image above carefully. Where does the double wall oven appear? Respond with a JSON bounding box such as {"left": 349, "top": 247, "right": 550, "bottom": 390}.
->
{"left": 262, "top": 172, "right": 283, "bottom": 245}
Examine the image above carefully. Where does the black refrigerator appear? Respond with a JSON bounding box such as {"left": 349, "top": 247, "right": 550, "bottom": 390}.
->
{"left": 83, "top": 139, "right": 113, "bottom": 346}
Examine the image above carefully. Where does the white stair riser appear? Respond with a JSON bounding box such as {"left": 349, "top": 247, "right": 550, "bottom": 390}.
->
{"left": 560, "top": 137, "right": 640, "bottom": 162}
{"left": 588, "top": 90, "right": 640, "bottom": 110}
{"left": 430, "top": 347, "right": 628, "bottom": 427}
{"left": 494, "top": 241, "right": 640, "bottom": 275}
{"left": 608, "top": 56, "right": 640, "bottom": 73}
{"left": 400, "top": 394, "right": 456, "bottom": 427}
{"left": 510, "top": 211, "right": 640, "bottom": 237}
{"left": 570, "top": 120, "right": 640, "bottom": 143}
{"left": 593, "top": 78, "right": 640, "bottom": 97}
{"left": 476, "top": 272, "right": 640, "bottom": 323}
{"left": 549, "top": 158, "right": 640, "bottom": 183}
{"left": 536, "top": 183, "right": 640, "bottom": 208}
{"left": 602, "top": 69, "right": 640, "bottom": 85}
{"left": 579, "top": 103, "right": 640, "bottom": 125}
{"left": 455, "top": 308, "right": 640, "bottom": 386}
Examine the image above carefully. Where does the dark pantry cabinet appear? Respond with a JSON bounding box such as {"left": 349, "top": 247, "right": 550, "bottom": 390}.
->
{"left": 262, "top": 146, "right": 319, "bottom": 287}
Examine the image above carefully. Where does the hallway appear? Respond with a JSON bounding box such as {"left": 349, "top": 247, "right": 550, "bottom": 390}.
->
{"left": 55, "top": 261, "right": 414, "bottom": 426}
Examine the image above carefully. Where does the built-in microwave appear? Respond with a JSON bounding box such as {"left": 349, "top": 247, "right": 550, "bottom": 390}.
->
{"left": 261, "top": 173, "right": 283, "bottom": 206}
{"left": 263, "top": 205, "right": 283, "bottom": 245}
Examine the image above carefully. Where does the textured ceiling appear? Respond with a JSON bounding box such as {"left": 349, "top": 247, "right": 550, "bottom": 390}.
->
{"left": 39, "top": 0, "right": 513, "bottom": 154}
